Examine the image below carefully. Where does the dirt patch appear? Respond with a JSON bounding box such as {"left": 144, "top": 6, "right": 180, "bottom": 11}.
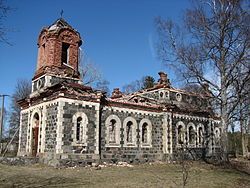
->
{"left": 0, "top": 162, "right": 250, "bottom": 188}
{"left": 230, "top": 158, "right": 250, "bottom": 174}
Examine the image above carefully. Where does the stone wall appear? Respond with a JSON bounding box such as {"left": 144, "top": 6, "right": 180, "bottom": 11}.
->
{"left": 100, "top": 107, "right": 164, "bottom": 163}
{"left": 59, "top": 101, "right": 99, "bottom": 158}
{"left": 44, "top": 103, "right": 58, "bottom": 152}
{"left": 171, "top": 115, "right": 211, "bottom": 160}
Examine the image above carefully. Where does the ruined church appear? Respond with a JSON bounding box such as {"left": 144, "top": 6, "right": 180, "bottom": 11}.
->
{"left": 17, "top": 19, "right": 221, "bottom": 164}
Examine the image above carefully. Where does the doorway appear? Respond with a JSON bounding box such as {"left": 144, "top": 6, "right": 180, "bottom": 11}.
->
{"left": 32, "top": 113, "right": 39, "bottom": 157}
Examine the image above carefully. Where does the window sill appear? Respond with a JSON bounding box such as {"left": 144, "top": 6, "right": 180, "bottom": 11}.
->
{"left": 124, "top": 143, "right": 137, "bottom": 147}
{"left": 140, "top": 144, "right": 152, "bottom": 148}
{"left": 105, "top": 143, "right": 121, "bottom": 147}
{"left": 196, "top": 144, "right": 204, "bottom": 147}
{"left": 72, "top": 143, "right": 87, "bottom": 147}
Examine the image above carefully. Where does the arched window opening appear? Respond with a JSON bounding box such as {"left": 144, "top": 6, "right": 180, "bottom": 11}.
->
{"left": 142, "top": 123, "right": 148, "bottom": 143}
{"left": 72, "top": 112, "right": 88, "bottom": 146}
{"left": 198, "top": 127, "right": 203, "bottom": 145}
{"left": 178, "top": 125, "right": 184, "bottom": 144}
{"left": 62, "top": 42, "right": 70, "bottom": 64}
{"left": 215, "top": 128, "right": 220, "bottom": 145}
{"left": 189, "top": 126, "right": 195, "bottom": 145}
{"left": 76, "top": 117, "right": 82, "bottom": 142}
{"left": 126, "top": 121, "right": 133, "bottom": 143}
{"left": 109, "top": 119, "right": 116, "bottom": 143}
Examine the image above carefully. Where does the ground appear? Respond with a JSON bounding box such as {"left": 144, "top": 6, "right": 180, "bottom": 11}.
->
{"left": 0, "top": 162, "right": 249, "bottom": 188}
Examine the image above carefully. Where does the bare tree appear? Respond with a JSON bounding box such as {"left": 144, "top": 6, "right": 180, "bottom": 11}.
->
{"left": 0, "top": 0, "right": 11, "bottom": 45}
{"left": 78, "top": 49, "right": 110, "bottom": 95}
{"left": 8, "top": 79, "right": 31, "bottom": 140}
{"left": 79, "top": 60, "right": 102, "bottom": 86}
{"left": 232, "top": 66, "right": 250, "bottom": 157}
{"left": 122, "top": 75, "right": 155, "bottom": 94}
{"left": 122, "top": 79, "right": 143, "bottom": 94}
{"left": 182, "top": 84, "right": 205, "bottom": 94}
{"left": 78, "top": 48, "right": 102, "bottom": 85}
{"left": 95, "top": 79, "right": 110, "bottom": 96}
{"left": 156, "top": 0, "right": 250, "bottom": 162}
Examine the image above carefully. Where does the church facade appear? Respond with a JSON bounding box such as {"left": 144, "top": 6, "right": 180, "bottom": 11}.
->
{"left": 17, "top": 19, "right": 221, "bottom": 164}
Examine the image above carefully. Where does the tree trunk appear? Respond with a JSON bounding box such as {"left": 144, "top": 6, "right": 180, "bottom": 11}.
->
{"left": 221, "top": 114, "right": 229, "bottom": 162}
{"left": 242, "top": 117, "right": 249, "bottom": 158}
{"left": 221, "top": 74, "right": 229, "bottom": 162}
{"left": 240, "top": 116, "right": 246, "bottom": 157}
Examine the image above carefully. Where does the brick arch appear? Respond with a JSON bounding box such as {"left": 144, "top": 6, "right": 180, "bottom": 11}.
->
{"left": 105, "top": 115, "right": 121, "bottom": 146}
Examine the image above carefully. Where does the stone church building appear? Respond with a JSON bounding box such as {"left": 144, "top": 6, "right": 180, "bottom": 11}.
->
{"left": 17, "top": 19, "right": 221, "bottom": 164}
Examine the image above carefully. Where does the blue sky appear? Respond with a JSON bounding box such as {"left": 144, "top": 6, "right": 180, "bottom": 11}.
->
{"left": 0, "top": 0, "right": 191, "bottom": 108}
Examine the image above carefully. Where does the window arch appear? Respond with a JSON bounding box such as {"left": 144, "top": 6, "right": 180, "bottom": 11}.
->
{"left": 123, "top": 117, "right": 137, "bottom": 146}
{"left": 109, "top": 119, "right": 116, "bottom": 143}
{"left": 139, "top": 119, "right": 152, "bottom": 147}
{"left": 197, "top": 123, "right": 204, "bottom": 146}
{"left": 142, "top": 123, "right": 148, "bottom": 143}
{"left": 214, "top": 127, "right": 221, "bottom": 146}
{"left": 105, "top": 115, "right": 121, "bottom": 146}
{"left": 76, "top": 117, "right": 82, "bottom": 142}
{"left": 72, "top": 112, "right": 88, "bottom": 145}
{"left": 187, "top": 123, "right": 196, "bottom": 146}
{"left": 176, "top": 121, "right": 185, "bottom": 145}
{"left": 31, "top": 112, "right": 40, "bottom": 156}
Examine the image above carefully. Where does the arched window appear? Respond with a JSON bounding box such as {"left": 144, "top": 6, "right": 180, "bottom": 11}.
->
{"left": 123, "top": 117, "right": 137, "bottom": 146}
{"left": 214, "top": 128, "right": 221, "bottom": 146}
{"left": 105, "top": 115, "right": 121, "bottom": 146}
{"left": 139, "top": 119, "right": 152, "bottom": 147}
{"left": 188, "top": 126, "right": 195, "bottom": 145}
{"left": 176, "top": 121, "right": 185, "bottom": 145}
{"left": 126, "top": 121, "right": 133, "bottom": 143}
{"left": 76, "top": 117, "right": 82, "bottom": 142}
{"left": 72, "top": 112, "right": 88, "bottom": 145}
{"left": 198, "top": 127, "right": 203, "bottom": 145}
{"left": 62, "top": 42, "right": 70, "bottom": 64}
{"left": 142, "top": 123, "right": 148, "bottom": 143}
{"left": 109, "top": 119, "right": 116, "bottom": 143}
{"left": 178, "top": 125, "right": 184, "bottom": 144}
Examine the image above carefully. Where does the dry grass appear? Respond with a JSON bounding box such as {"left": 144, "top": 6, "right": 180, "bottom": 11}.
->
{"left": 0, "top": 161, "right": 249, "bottom": 188}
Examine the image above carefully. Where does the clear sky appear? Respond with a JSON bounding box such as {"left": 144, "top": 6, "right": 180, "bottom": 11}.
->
{"left": 0, "top": 0, "right": 191, "bottom": 108}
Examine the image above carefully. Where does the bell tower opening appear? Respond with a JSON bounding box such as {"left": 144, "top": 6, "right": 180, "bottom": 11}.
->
{"left": 62, "top": 42, "right": 70, "bottom": 64}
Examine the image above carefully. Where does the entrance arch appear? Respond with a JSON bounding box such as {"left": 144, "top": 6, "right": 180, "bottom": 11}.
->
{"left": 31, "top": 113, "right": 39, "bottom": 157}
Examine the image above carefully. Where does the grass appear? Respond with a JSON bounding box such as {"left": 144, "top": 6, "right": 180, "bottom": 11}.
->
{"left": 0, "top": 161, "right": 249, "bottom": 188}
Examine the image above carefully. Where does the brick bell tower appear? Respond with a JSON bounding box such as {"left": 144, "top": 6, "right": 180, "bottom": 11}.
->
{"left": 31, "top": 18, "right": 82, "bottom": 94}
